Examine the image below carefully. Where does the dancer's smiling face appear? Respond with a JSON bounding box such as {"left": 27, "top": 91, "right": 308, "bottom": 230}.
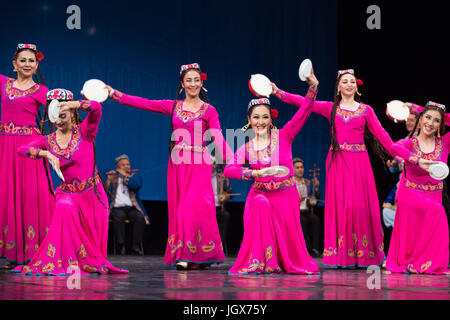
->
{"left": 181, "top": 70, "right": 203, "bottom": 98}
{"left": 337, "top": 73, "right": 357, "bottom": 98}
{"left": 419, "top": 109, "right": 442, "bottom": 137}
{"left": 248, "top": 105, "right": 271, "bottom": 136}
{"left": 13, "top": 49, "right": 38, "bottom": 78}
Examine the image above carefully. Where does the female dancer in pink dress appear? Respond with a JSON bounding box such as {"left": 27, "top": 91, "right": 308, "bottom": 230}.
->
{"left": 0, "top": 44, "right": 55, "bottom": 268}
{"left": 407, "top": 102, "right": 450, "bottom": 126}
{"left": 12, "top": 89, "right": 128, "bottom": 275}
{"left": 105, "top": 63, "right": 231, "bottom": 270}
{"left": 272, "top": 69, "right": 394, "bottom": 268}
{"left": 386, "top": 101, "right": 449, "bottom": 275}
{"left": 223, "top": 73, "right": 320, "bottom": 275}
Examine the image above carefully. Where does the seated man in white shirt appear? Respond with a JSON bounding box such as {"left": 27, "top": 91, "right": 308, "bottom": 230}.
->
{"left": 106, "top": 154, "right": 146, "bottom": 255}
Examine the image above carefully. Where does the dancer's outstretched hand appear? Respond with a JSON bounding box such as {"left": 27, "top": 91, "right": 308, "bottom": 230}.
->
{"left": 418, "top": 158, "right": 439, "bottom": 173}
{"left": 46, "top": 152, "right": 64, "bottom": 181}
{"left": 269, "top": 82, "right": 279, "bottom": 96}
{"left": 306, "top": 67, "right": 319, "bottom": 87}
{"left": 257, "top": 166, "right": 281, "bottom": 178}
{"left": 104, "top": 85, "right": 115, "bottom": 98}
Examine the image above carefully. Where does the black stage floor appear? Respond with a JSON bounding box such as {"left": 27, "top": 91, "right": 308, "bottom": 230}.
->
{"left": 1, "top": 256, "right": 449, "bottom": 301}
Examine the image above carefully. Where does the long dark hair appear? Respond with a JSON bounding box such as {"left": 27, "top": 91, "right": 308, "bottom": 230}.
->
{"left": 330, "top": 72, "right": 390, "bottom": 168}
{"left": 168, "top": 68, "right": 210, "bottom": 154}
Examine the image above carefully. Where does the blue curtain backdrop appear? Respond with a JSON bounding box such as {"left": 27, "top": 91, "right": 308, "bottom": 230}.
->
{"left": 0, "top": 0, "right": 337, "bottom": 202}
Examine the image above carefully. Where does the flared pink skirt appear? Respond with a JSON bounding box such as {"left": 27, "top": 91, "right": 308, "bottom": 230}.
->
{"left": 12, "top": 186, "right": 128, "bottom": 275}
{"left": 386, "top": 181, "right": 449, "bottom": 275}
{"left": 0, "top": 132, "right": 55, "bottom": 264}
{"left": 164, "top": 156, "right": 225, "bottom": 267}
{"left": 229, "top": 185, "right": 319, "bottom": 275}
{"left": 322, "top": 151, "right": 385, "bottom": 268}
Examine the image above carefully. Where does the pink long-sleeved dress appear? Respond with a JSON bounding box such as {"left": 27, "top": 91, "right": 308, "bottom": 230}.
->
{"left": 224, "top": 86, "right": 320, "bottom": 275}
{"left": 111, "top": 90, "right": 231, "bottom": 267}
{"left": 386, "top": 134, "right": 450, "bottom": 274}
{"left": 274, "top": 89, "right": 394, "bottom": 268}
{"left": 12, "top": 100, "right": 128, "bottom": 275}
{"left": 0, "top": 74, "right": 55, "bottom": 265}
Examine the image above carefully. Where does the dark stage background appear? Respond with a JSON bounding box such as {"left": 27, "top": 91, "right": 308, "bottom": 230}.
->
{"left": 1, "top": 1, "right": 449, "bottom": 255}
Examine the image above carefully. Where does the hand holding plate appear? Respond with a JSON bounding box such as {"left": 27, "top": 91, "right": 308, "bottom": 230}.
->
{"left": 104, "top": 84, "right": 115, "bottom": 98}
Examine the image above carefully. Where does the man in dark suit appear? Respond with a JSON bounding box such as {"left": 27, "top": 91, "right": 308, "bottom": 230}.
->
{"left": 293, "top": 157, "right": 321, "bottom": 257}
{"left": 106, "top": 154, "right": 148, "bottom": 255}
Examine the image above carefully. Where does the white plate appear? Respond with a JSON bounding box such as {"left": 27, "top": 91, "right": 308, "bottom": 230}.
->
{"left": 298, "top": 59, "right": 313, "bottom": 81}
{"left": 429, "top": 162, "right": 449, "bottom": 180}
{"left": 248, "top": 74, "right": 272, "bottom": 97}
{"left": 386, "top": 100, "right": 409, "bottom": 123}
{"left": 272, "top": 166, "right": 290, "bottom": 178}
{"left": 81, "top": 79, "right": 109, "bottom": 103}
{"left": 48, "top": 99, "right": 60, "bottom": 123}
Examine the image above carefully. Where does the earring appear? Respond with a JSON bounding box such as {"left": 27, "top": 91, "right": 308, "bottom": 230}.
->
{"left": 270, "top": 124, "right": 277, "bottom": 130}
{"left": 13, "top": 67, "right": 17, "bottom": 73}
{"left": 241, "top": 123, "right": 250, "bottom": 132}
{"left": 336, "top": 90, "right": 340, "bottom": 96}
{"left": 202, "top": 86, "right": 208, "bottom": 93}
{"left": 356, "top": 90, "right": 362, "bottom": 97}
{"left": 438, "top": 130, "right": 441, "bottom": 138}
{"left": 179, "top": 88, "right": 184, "bottom": 94}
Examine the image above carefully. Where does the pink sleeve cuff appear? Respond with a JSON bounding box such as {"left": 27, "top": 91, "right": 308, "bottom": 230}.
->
{"left": 78, "top": 100, "right": 92, "bottom": 111}
{"left": 274, "top": 89, "right": 286, "bottom": 101}
{"left": 410, "top": 104, "right": 422, "bottom": 116}
{"left": 407, "top": 154, "right": 420, "bottom": 165}
{"left": 26, "top": 147, "right": 41, "bottom": 159}
{"left": 306, "top": 85, "right": 318, "bottom": 100}
{"left": 111, "top": 90, "right": 124, "bottom": 103}
{"left": 240, "top": 168, "right": 254, "bottom": 181}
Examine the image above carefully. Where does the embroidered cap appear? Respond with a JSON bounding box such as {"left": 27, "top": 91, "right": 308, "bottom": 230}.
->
{"left": 17, "top": 43, "right": 37, "bottom": 51}
{"left": 46, "top": 89, "right": 74, "bottom": 101}
{"left": 426, "top": 101, "right": 446, "bottom": 112}
{"left": 115, "top": 154, "right": 130, "bottom": 164}
{"left": 180, "top": 63, "right": 200, "bottom": 74}
{"left": 248, "top": 98, "right": 271, "bottom": 110}
{"left": 337, "top": 69, "right": 355, "bottom": 79}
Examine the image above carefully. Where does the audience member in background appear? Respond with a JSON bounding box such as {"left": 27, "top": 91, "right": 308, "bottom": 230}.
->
{"left": 106, "top": 154, "right": 148, "bottom": 256}
{"left": 293, "top": 158, "right": 321, "bottom": 258}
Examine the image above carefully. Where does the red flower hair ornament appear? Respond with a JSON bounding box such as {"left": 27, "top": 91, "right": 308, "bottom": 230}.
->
{"left": 36, "top": 52, "right": 44, "bottom": 61}
{"left": 356, "top": 79, "right": 363, "bottom": 86}
{"left": 271, "top": 109, "right": 278, "bottom": 119}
